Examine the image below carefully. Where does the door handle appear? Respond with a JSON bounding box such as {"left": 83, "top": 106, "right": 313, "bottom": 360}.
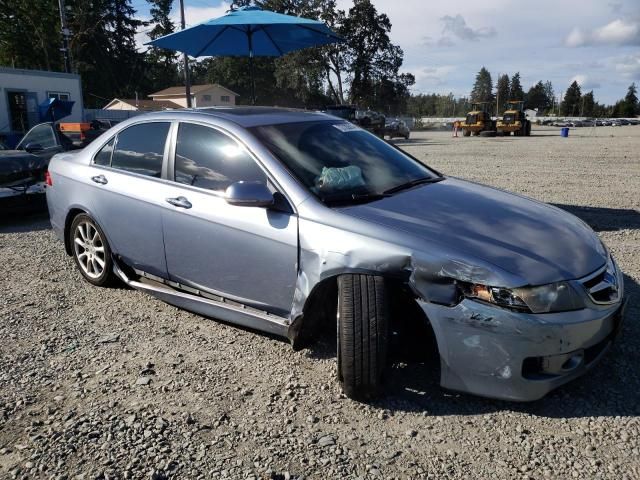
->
{"left": 166, "top": 196, "right": 192, "bottom": 209}
{"left": 91, "top": 174, "right": 108, "bottom": 185}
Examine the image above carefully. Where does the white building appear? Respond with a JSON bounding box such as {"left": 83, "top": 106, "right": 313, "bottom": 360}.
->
{"left": 0, "top": 67, "right": 83, "bottom": 135}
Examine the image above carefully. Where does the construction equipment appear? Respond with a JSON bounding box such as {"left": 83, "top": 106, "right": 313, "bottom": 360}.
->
{"left": 496, "top": 100, "right": 531, "bottom": 136}
{"left": 460, "top": 102, "right": 495, "bottom": 136}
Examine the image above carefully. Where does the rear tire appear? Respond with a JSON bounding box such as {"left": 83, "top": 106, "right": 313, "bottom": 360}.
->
{"left": 463, "top": 130, "right": 471, "bottom": 137}
{"left": 337, "top": 274, "right": 389, "bottom": 400}
{"left": 70, "top": 213, "right": 117, "bottom": 287}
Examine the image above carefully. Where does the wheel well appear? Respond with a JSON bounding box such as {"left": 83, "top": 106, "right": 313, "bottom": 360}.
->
{"left": 290, "top": 275, "right": 439, "bottom": 364}
{"left": 63, "top": 208, "right": 86, "bottom": 256}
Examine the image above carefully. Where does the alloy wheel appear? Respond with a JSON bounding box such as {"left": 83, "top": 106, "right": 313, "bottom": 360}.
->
{"left": 73, "top": 221, "right": 106, "bottom": 279}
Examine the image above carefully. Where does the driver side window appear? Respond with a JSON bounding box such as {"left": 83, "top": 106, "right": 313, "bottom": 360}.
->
{"left": 174, "top": 123, "right": 266, "bottom": 192}
{"left": 20, "top": 124, "right": 57, "bottom": 149}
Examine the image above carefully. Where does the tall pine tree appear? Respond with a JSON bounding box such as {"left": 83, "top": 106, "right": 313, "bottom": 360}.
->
{"left": 495, "top": 74, "right": 510, "bottom": 112}
{"left": 623, "top": 83, "right": 638, "bottom": 116}
{"left": 561, "top": 81, "right": 582, "bottom": 116}
{"left": 509, "top": 72, "right": 524, "bottom": 100}
{"left": 470, "top": 67, "right": 494, "bottom": 103}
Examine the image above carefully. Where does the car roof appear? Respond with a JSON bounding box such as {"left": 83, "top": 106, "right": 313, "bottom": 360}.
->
{"left": 145, "top": 106, "right": 336, "bottom": 128}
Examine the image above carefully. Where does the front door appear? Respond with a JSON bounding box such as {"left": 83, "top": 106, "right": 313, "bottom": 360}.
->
{"left": 161, "top": 122, "right": 298, "bottom": 317}
{"left": 16, "top": 123, "right": 65, "bottom": 161}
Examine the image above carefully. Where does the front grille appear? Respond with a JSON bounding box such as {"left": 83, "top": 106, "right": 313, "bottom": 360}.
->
{"left": 580, "top": 261, "right": 620, "bottom": 305}
{"left": 502, "top": 114, "right": 516, "bottom": 124}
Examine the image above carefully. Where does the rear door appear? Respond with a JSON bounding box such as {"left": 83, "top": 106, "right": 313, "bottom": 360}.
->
{"left": 160, "top": 121, "right": 298, "bottom": 317}
{"left": 87, "top": 121, "right": 172, "bottom": 277}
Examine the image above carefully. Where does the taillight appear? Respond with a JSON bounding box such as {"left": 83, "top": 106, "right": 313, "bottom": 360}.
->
{"left": 45, "top": 171, "right": 53, "bottom": 186}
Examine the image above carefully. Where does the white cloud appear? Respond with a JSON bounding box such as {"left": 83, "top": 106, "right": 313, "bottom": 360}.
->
{"left": 570, "top": 74, "right": 601, "bottom": 90}
{"left": 566, "top": 19, "right": 640, "bottom": 47}
{"left": 441, "top": 14, "right": 496, "bottom": 41}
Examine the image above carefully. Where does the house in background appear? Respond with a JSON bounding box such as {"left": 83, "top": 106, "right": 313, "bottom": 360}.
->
{"left": 149, "top": 84, "right": 239, "bottom": 108}
{"left": 0, "top": 67, "right": 83, "bottom": 135}
{"left": 103, "top": 98, "right": 182, "bottom": 111}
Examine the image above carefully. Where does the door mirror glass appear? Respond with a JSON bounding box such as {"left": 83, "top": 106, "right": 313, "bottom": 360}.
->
{"left": 225, "top": 181, "right": 274, "bottom": 208}
{"left": 24, "top": 143, "right": 43, "bottom": 153}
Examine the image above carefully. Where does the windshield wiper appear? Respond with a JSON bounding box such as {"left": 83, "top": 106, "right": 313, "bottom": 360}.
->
{"left": 383, "top": 176, "right": 444, "bottom": 195}
{"left": 323, "top": 191, "right": 391, "bottom": 207}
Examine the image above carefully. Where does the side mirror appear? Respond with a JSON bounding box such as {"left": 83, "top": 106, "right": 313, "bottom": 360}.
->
{"left": 24, "top": 143, "right": 43, "bottom": 153}
{"left": 225, "top": 181, "right": 274, "bottom": 208}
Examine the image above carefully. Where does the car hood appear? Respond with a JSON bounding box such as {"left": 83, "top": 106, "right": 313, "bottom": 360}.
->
{"left": 0, "top": 150, "right": 46, "bottom": 187}
{"left": 340, "top": 178, "right": 605, "bottom": 285}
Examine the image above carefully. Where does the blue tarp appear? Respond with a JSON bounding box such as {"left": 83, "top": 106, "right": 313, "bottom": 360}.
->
{"left": 38, "top": 98, "right": 75, "bottom": 122}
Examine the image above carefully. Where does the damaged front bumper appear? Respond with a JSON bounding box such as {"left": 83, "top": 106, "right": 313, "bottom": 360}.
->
{"left": 419, "top": 296, "right": 627, "bottom": 402}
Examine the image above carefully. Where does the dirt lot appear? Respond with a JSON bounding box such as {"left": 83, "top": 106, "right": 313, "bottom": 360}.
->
{"left": 1, "top": 125, "right": 639, "bottom": 480}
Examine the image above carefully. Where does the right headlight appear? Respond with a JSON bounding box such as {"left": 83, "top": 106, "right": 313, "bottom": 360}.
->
{"left": 459, "top": 281, "right": 584, "bottom": 314}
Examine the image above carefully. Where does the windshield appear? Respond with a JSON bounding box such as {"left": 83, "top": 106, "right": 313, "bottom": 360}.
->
{"left": 250, "top": 120, "right": 439, "bottom": 204}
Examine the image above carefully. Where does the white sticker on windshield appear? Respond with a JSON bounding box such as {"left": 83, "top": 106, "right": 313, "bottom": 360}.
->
{"left": 333, "top": 122, "right": 361, "bottom": 133}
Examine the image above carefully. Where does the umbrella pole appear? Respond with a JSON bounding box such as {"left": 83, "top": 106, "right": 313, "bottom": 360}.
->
{"left": 179, "top": 0, "right": 192, "bottom": 108}
{"left": 248, "top": 30, "right": 256, "bottom": 105}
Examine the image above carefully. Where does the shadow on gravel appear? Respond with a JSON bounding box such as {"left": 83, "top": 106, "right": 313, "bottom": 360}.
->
{"left": 553, "top": 204, "right": 640, "bottom": 232}
{"left": 0, "top": 212, "right": 50, "bottom": 233}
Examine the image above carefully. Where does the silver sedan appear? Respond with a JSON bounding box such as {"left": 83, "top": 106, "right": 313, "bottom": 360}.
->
{"left": 46, "top": 107, "right": 626, "bottom": 401}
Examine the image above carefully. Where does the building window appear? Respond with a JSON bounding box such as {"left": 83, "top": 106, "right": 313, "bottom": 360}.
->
{"left": 202, "top": 95, "right": 211, "bottom": 101}
{"left": 47, "top": 91, "right": 70, "bottom": 101}
{"left": 221, "top": 95, "right": 231, "bottom": 103}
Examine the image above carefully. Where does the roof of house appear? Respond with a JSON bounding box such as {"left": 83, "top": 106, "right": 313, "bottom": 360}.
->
{"left": 104, "top": 98, "right": 182, "bottom": 110}
{"left": 150, "top": 84, "right": 239, "bottom": 97}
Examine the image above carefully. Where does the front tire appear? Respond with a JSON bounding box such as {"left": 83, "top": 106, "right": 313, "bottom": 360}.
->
{"left": 70, "top": 214, "right": 116, "bottom": 287}
{"left": 337, "top": 274, "right": 389, "bottom": 400}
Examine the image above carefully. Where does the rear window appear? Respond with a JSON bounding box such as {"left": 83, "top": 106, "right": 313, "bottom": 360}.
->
{"left": 111, "top": 122, "right": 170, "bottom": 177}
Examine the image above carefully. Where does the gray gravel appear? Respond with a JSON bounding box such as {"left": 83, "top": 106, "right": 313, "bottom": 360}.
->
{"left": 1, "top": 125, "right": 639, "bottom": 479}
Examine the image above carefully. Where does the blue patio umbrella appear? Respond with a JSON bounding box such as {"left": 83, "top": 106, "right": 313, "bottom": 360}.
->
{"left": 147, "top": 6, "right": 342, "bottom": 104}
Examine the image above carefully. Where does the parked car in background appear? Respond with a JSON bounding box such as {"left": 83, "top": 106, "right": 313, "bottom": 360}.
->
{"left": 0, "top": 122, "right": 96, "bottom": 216}
{"left": 324, "top": 105, "right": 386, "bottom": 138}
{"left": 47, "top": 107, "right": 626, "bottom": 402}
{"left": 628, "top": 119, "right": 639, "bottom": 125}
{"left": 384, "top": 118, "right": 410, "bottom": 140}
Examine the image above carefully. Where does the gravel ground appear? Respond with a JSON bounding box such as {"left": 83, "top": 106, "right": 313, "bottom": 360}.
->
{"left": 1, "top": 125, "right": 639, "bottom": 480}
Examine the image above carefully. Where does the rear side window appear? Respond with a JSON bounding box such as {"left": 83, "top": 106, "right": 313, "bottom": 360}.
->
{"left": 93, "top": 138, "right": 115, "bottom": 166}
{"left": 174, "top": 123, "right": 266, "bottom": 192}
{"left": 111, "top": 122, "right": 170, "bottom": 177}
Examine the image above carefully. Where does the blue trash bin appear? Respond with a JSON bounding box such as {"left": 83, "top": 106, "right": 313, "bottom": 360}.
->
{"left": 561, "top": 127, "right": 569, "bottom": 137}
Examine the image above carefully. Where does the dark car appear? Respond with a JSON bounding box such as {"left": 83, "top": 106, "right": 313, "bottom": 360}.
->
{"left": 384, "top": 118, "right": 410, "bottom": 140}
{"left": 0, "top": 123, "right": 83, "bottom": 217}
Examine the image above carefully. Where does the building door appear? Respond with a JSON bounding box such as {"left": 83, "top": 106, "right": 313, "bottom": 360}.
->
{"left": 7, "top": 91, "right": 27, "bottom": 132}
{"left": 7, "top": 91, "right": 39, "bottom": 132}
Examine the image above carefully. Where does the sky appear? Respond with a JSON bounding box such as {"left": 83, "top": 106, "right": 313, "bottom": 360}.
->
{"left": 132, "top": 0, "right": 640, "bottom": 104}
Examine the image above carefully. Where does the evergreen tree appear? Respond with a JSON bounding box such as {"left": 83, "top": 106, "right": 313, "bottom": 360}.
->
{"left": 495, "top": 74, "right": 510, "bottom": 112}
{"left": 509, "top": 72, "right": 524, "bottom": 100}
{"left": 526, "top": 81, "right": 552, "bottom": 112}
{"left": 561, "top": 81, "right": 582, "bottom": 116}
{"left": 582, "top": 90, "right": 595, "bottom": 117}
{"left": 145, "top": 0, "right": 179, "bottom": 93}
{"left": 470, "top": 67, "right": 494, "bottom": 103}
{"left": 623, "top": 83, "right": 638, "bottom": 116}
